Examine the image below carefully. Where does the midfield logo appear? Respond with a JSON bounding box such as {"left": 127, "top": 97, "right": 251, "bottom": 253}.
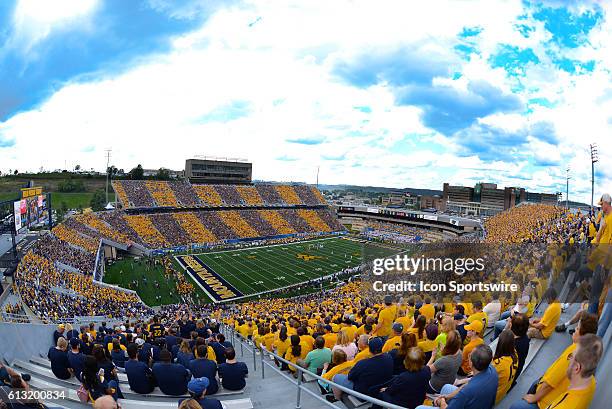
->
{"left": 297, "top": 253, "right": 322, "bottom": 261}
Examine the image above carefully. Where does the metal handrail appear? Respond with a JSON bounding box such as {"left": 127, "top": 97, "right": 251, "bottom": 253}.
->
{"left": 221, "top": 325, "right": 410, "bottom": 409}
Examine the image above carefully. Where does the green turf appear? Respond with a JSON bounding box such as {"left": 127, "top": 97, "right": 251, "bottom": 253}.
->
{"left": 103, "top": 237, "right": 400, "bottom": 306}
{"left": 103, "top": 258, "right": 211, "bottom": 306}
{"left": 188, "top": 237, "right": 399, "bottom": 297}
{"left": 50, "top": 192, "right": 94, "bottom": 210}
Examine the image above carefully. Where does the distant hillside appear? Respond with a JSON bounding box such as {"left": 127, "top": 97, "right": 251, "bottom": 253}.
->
{"left": 316, "top": 184, "right": 443, "bottom": 196}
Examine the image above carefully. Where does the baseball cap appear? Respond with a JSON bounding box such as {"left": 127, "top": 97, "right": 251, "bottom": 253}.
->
{"left": 188, "top": 377, "right": 210, "bottom": 396}
{"left": 453, "top": 313, "right": 464, "bottom": 321}
{"left": 464, "top": 320, "right": 483, "bottom": 333}
{"left": 69, "top": 338, "right": 80, "bottom": 348}
{"left": 58, "top": 324, "right": 65, "bottom": 329}
{"left": 598, "top": 193, "right": 611, "bottom": 205}
{"left": 135, "top": 338, "right": 145, "bottom": 346}
{"left": 368, "top": 337, "right": 384, "bottom": 354}
{"left": 392, "top": 323, "right": 403, "bottom": 333}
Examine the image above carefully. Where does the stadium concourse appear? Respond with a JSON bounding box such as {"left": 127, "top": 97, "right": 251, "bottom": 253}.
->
{"left": 0, "top": 191, "right": 609, "bottom": 408}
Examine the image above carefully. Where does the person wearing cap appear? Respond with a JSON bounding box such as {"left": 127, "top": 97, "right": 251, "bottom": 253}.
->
{"left": 53, "top": 324, "right": 66, "bottom": 345}
{"left": 153, "top": 349, "right": 191, "bottom": 396}
{"left": 179, "top": 377, "right": 222, "bottom": 409}
{"left": 125, "top": 343, "right": 155, "bottom": 395}
{"left": 459, "top": 320, "right": 484, "bottom": 376}
{"left": 331, "top": 337, "right": 393, "bottom": 402}
{"left": 48, "top": 337, "right": 72, "bottom": 380}
{"left": 382, "top": 323, "right": 403, "bottom": 353}
{"left": 527, "top": 288, "right": 561, "bottom": 339}
{"left": 68, "top": 337, "right": 85, "bottom": 381}
{"left": 374, "top": 295, "right": 397, "bottom": 340}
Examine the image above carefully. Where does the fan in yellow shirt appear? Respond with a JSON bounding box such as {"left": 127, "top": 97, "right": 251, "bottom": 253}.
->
{"left": 382, "top": 323, "right": 403, "bottom": 353}
{"left": 520, "top": 313, "right": 599, "bottom": 409}
{"left": 418, "top": 298, "right": 435, "bottom": 321}
{"left": 527, "top": 288, "right": 561, "bottom": 339}
{"left": 492, "top": 330, "right": 518, "bottom": 404}
{"left": 460, "top": 320, "right": 483, "bottom": 375}
{"left": 374, "top": 295, "right": 397, "bottom": 337}
{"left": 515, "top": 334, "right": 603, "bottom": 409}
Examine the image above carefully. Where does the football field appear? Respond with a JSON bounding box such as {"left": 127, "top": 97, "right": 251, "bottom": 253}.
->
{"left": 175, "top": 236, "right": 400, "bottom": 302}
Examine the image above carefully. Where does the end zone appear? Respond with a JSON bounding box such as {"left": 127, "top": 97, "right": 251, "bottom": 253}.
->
{"left": 175, "top": 255, "right": 244, "bottom": 303}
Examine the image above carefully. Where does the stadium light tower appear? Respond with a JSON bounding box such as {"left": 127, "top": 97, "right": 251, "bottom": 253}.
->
{"left": 105, "top": 149, "right": 112, "bottom": 205}
{"left": 590, "top": 143, "right": 599, "bottom": 210}
{"left": 566, "top": 166, "right": 571, "bottom": 210}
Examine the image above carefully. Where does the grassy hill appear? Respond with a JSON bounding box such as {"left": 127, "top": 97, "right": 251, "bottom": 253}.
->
{"left": 0, "top": 172, "right": 111, "bottom": 209}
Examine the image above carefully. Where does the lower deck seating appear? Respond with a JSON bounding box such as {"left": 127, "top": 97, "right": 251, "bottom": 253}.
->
{"left": 14, "top": 357, "right": 253, "bottom": 409}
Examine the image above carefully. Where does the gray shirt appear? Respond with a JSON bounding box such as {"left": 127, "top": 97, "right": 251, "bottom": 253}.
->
{"left": 430, "top": 351, "right": 462, "bottom": 392}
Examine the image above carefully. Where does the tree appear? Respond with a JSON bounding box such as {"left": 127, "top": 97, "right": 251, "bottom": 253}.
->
{"left": 74, "top": 164, "right": 81, "bottom": 172}
{"left": 107, "top": 165, "right": 118, "bottom": 177}
{"left": 13, "top": 170, "right": 18, "bottom": 175}
{"left": 156, "top": 167, "right": 171, "bottom": 180}
{"left": 90, "top": 189, "right": 106, "bottom": 211}
{"left": 129, "top": 164, "right": 144, "bottom": 180}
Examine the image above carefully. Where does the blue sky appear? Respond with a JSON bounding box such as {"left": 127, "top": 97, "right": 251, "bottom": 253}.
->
{"left": 0, "top": 0, "right": 611, "bottom": 202}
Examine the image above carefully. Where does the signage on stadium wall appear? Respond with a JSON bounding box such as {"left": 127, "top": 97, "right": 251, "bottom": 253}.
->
{"left": 366, "top": 207, "right": 379, "bottom": 213}
{"left": 13, "top": 201, "right": 21, "bottom": 232}
{"left": 422, "top": 214, "right": 438, "bottom": 221}
{"left": 175, "top": 255, "right": 244, "bottom": 303}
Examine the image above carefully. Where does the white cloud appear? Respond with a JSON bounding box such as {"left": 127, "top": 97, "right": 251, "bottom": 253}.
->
{"left": 8, "top": 0, "right": 99, "bottom": 55}
{"left": 0, "top": 0, "right": 610, "bottom": 202}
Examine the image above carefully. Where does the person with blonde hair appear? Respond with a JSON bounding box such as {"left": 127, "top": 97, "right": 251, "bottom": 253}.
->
{"left": 48, "top": 337, "right": 72, "bottom": 379}
{"left": 332, "top": 329, "right": 358, "bottom": 360}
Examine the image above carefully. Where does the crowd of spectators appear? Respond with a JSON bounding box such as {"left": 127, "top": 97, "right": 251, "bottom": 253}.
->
{"left": 258, "top": 209, "right": 296, "bottom": 234}
{"left": 173, "top": 212, "right": 219, "bottom": 244}
{"left": 361, "top": 221, "right": 429, "bottom": 244}
{"left": 237, "top": 210, "right": 278, "bottom": 237}
{"left": 216, "top": 211, "right": 259, "bottom": 238}
{"left": 32, "top": 235, "right": 96, "bottom": 274}
{"left": 112, "top": 181, "right": 328, "bottom": 209}
{"left": 52, "top": 223, "right": 100, "bottom": 253}
{"left": 297, "top": 209, "right": 331, "bottom": 232}
{"left": 192, "top": 185, "right": 224, "bottom": 206}
{"left": 214, "top": 185, "right": 243, "bottom": 206}
{"left": 15, "top": 252, "right": 152, "bottom": 321}
{"left": 118, "top": 180, "right": 156, "bottom": 208}
{"left": 253, "top": 184, "right": 284, "bottom": 205}
{"left": 236, "top": 186, "right": 264, "bottom": 206}
{"left": 145, "top": 180, "right": 179, "bottom": 207}
{"left": 40, "top": 314, "right": 248, "bottom": 407}
{"left": 124, "top": 215, "right": 169, "bottom": 249}
{"left": 275, "top": 185, "right": 303, "bottom": 205}
{"left": 294, "top": 184, "right": 325, "bottom": 205}
{"left": 149, "top": 213, "right": 192, "bottom": 246}
{"left": 169, "top": 181, "right": 201, "bottom": 207}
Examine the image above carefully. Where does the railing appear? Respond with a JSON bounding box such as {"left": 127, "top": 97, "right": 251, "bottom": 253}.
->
{"left": 220, "top": 325, "right": 409, "bottom": 409}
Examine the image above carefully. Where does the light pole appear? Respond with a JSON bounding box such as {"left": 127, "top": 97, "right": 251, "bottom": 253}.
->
{"left": 590, "top": 143, "right": 599, "bottom": 211}
{"left": 566, "top": 166, "right": 570, "bottom": 210}
{"left": 105, "top": 149, "right": 112, "bottom": 205}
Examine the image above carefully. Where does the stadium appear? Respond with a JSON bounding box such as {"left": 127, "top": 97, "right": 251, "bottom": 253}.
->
{"left": 0, "top": 172, "right": 610, "bottom": 409}
{"left": 0, "top": 1, "right": 611, "bottom": 409}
